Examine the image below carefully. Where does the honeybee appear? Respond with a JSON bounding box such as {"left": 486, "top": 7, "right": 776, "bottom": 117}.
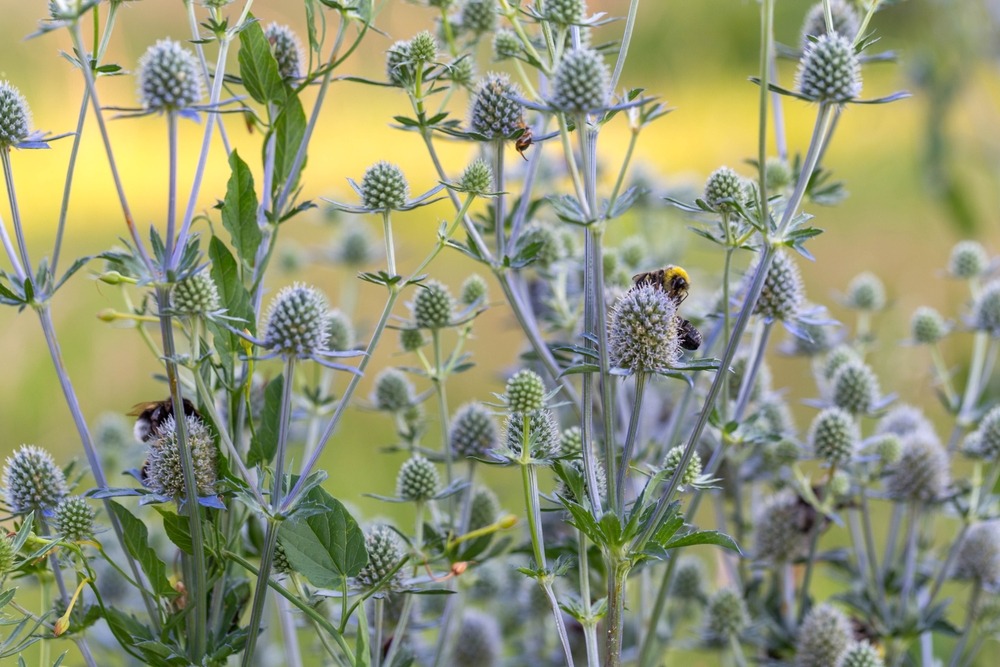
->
{"left": 129, "top": 397, "right": 201, "bottom": 443}
{"left": 631, "top": 265, "right": 691, "bottom": 304}
{"left": 677, "top": 317, "right": 703, "bottom": 351}
{"left": 514, "top": 123, "right": 532, "bottom": 161}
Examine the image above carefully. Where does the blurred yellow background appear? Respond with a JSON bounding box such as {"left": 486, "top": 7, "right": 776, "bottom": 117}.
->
{"left": 1, "top": 0, "right": 999, "bottom": 662}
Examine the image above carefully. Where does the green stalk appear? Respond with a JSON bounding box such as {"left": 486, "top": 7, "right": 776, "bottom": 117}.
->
{"left": 577, "top": 530, "right": 600, "bottom": 667}
{"left": 156, "top": 290, "right": 207, "bottom": 660}
{"left": 494, "top": 140, "right": 506, "bottom": 258}
{"left": 242, "top": 356, "right": 296, "bottom": 666}
{"left": 0, "top": 150, "right": 33, "bottom": 277}
{"left": 797, "top": 467, "right": 835, "bottom": 624}
{"left": 604, "top": 559, "right": 630, "bottom": 667}
{"left": 431, "top": 329, "right": 454, "bottom": 520}
{"left": 615, "top": 372, "right": 647, "bottom": 511}
{"left": 948, "top": 581, "right": 981, "bottom": 667}
{"left": 50, "top": 92, "right": 89, "bottom": 276}
{"left": 609, "top": 0, "right": 641, "bottom": 91}
{"left": 165, "top": 111, "right": 178, "bottom": 264}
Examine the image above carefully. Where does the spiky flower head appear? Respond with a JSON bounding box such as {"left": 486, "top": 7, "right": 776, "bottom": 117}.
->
{"left": 460, "top": 273, "right": 489, "bottom": 305}
{"left": 450, "top": 402, "right": 498, "bottom": 459}
{"left": 0, "top": 81, "right": 31, "bottom": 148}
{"left": 461, "top": 0, "right": 498, "bottom": 35}
{"left": 3, "top": 445, "right": 68, "bottom": 514}
{"left": 551, "top": 48, "right": 611, "bottom": 112}
{"left": 800, "top": 0, "right": 861, "bottom": 48}
{"left": 137, "top": 39, "right": 204, "bottom": 111}
{"left": 556, "top": 457, "right": 606, "bottom": 503}
{"left": 519, "top": 222, "right": 564, "bottom": 269}
{"left": 873, "top": 434, "right": 902, "bottom": 466}
{"left": 326, "top": 310, "right": 354, "bottom": 351}
{"left": 409, "top": 31, "right": 438, "bottom": 64}
{"left": 795, "top": 604, "right": 852, "bottom": 667}
{"left": 172, "top": 272, "right": 220, "bottom": 315}
{"left": 386, "top": 40, "right": 415, "bottom": 86}
{"left": 459, "top": 160, "right": 493, "bottom": 196}
{"left": 704, "top": 588, "right": 749, "bottom": 642}
{"left": 273, "top": 541, "right": 293, "bottom": 575}
{"left": 765, "top": 157, "right": 793, "bottom": 192}
{"left": 786, "top": 318, "right": 837, "bottom": 357}
{"left": 949, "top": 240, "right": 989, "bottom": 279}
{"left": 810, "top": 407, "right": 858, "bottom": 465}
{"left": 845, "top": 272, "right": 886, "bottom": 311}
{"left": 360, "top": 161, "right": 410, "bottom": 211}
{"left": 336, "top": 223, "right": 377, "bottom": 266}
{"left": 755, "top": 490, "right": 809, "bottom": 563}
{"left": 265, "top": 23, "right": 303, "bottom": 80}
{"left": 373, "top": 368, "right": 415, "bottom": 413}
{"left": 704, "top": 167, "right": 749, "bottom": 212}
{"left": 469, "top": 486, "right": 500, "bottom": 529}
{"left": 955, "top": 522, "right": 1000, "bottom": 586}
{"left": 54, "top": 496, "right": 95, "bottom": 541}
{"left": 973, "top": 280, "right": 1000, "bottom": 337}
{"left": 453, "top": 609, "right": 501, "bottom": 667}
{"left": 493, "top": 30, "right": 521, "bottom": 61}
{"left": 559, "top": 426, "right": 583, "bottom": 457}
{"left": 672, "top": 557, "right": 707, "bottom": 604}
{"left": 662, "top": 446, "right": 703, "bottom": 489}
{"left": 831, "top": 361, "right": 879, "bottom": 414}
{"left": 399, "top": 327, "right": 426, "bottom": 352}
{"left": 447, "top": 55, "right": 476, "bottom": 88}
{"left": 974, "top": 405, "right": 1000, "bottom": 460}
{"left": 506, "top": 369, "right": 546, "bottom": 413}
{"left": 762, "top": 440, "right": 802, "bottom": 472}
{"left": 0, "top": 533, "right": 14, "bottom": 575}
{"left": 609, "top": 284, "right": 682, "bottom": 372}
{"left": 145, "top": 414, "right": 217, "bottom": 498}
{"left": 839, "top": 641, "right": 885, "bottom": 667}
{"left": 504, "top": 409, "right": 560, "bottom": 458}
{"left": 396, "top": 454, "right": 440, "bottom": 501}
{"left": 413, "top": 280, "right": 455, "bottom": 329}
{"left": 910, "top": 306, "right": 946, "bottom": 345}
{"left": 885, "top": 432, "right": 950, "bottom": 503}
{"left": 263, "top": 283, "right": 331, "bottom": 357}
{"left": 758, "top": 399, "right": 797, "bottom": 438}
{"left": 753, "top": 251, "right": 804, "bottom": 321}
{"left": 356, "top": 525, "right": 404, "bottom": 590}
{"left": 545, "top": 0, "right": 587, "bottom": 25}
{"left": 797, "top": 32, "right": 862, "bottom": 103}
{"left": 470, "top": 73, "right": 524, "bottom": 139}
{"left": 875, "top": 403, "right": 934, "bottom": 439}
{"left": 822, "top": 345, "right": 861, "bottom": 383}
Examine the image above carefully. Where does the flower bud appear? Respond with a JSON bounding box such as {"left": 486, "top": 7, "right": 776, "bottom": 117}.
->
{"left": 396, "top": 454, "right": 440, "bottom": 501}
{"left": 470, "top": 73, "right": 524, "bottom": 139}
{"left": 506, "top": 369, "right": 546, "bottom": 413}
{"left": 373, "top": 368, "right": 415, "bottom": 412}
{"left": 0, "top": 81, "right": 31, "bottom": 148}
{"left": 356, "top": 525, "right": 404, "bottom": 590}
{"left": 552, "top": 48, "right": 610, "bottom": 112}
{"left": 796, "top": 32, "right": 862, "bottom": 103}
{"left": 360, "top": 161, "right": 410, "bottom": 211}
{"left": 172, "top": 272, "right": 221, "bottom": 315}
{"left": 262, "top": 283, "right": 331, "bottom": 357}
{"left": 413, "top": 280, "right": 455, "bottom": 329}
{"left": 54, "top": 496, "right": 96, "bottom": 542}
{"left": 795, "top": 604, "right": 852, "bottom": 667}
{"left": 610, "top": 284, "right": 681, "bottom": 372}
{"left": 137, "top": 39, "right": 204, "bottom": 111}
{"left": 949, "top": 240, "right": 988, "bottom": 279}
{"left": 265, "top": 23, "right": 303, "bottom": 80}
{"left": 450, "top": 402, "right": 498, "bottom": 459}
{"left": 3, "top": 445, "right": 68, "bottom": 514}
{"left": 910, "top": 306, "right": 946, "bottom": 344}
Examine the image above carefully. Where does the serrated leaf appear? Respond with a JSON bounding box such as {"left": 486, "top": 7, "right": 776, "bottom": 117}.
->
{"left": 108, "top": 501, "right": 174, "bottom": 598}
{"left": 278, "top": 486, "right": 367, "bottom": 589}
{"left": 222, "top": 150, "right": 262, "bottom": 268}
{"left": 663, "top": 529, "right": 740, "bottom": 553}
{"left": 237, "top": 18, "right": 286, "bottom": 105}
{"left": 271, "top": 92, "right": 307, "bottom": 196}
{"left": 248, "top": 374, "right": 283, "bottom": 467}
{"left": 153, "top": 507, "right": 193, "bottom": 555}
{"left": 209, "top": 237, "right": 254, "bottom": 337}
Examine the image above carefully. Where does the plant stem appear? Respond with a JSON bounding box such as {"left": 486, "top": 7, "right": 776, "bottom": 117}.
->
{"left": 51, "top": 92, "right": 89, "bottom": 276}
{"left": 0, "top": 150, "right": 33, "bottom": 278}
{"left": 948, "top": 581, "right": 981, "bottom": 667}
{"left": 604, "top": 559, "right": 630, "bottom": 667}
{"left": 609, "top": 0, "right": 641, "bottom": 92}
{"left": 615, "top": 372, "right": 647, "bottom": 511}
{"left": 155, "top": 289, "right": 207, "bottom": 660}
{"left": 898, "top": 502, "right": 921, "bottom": 622}
{"left": 243, "top": 356, "right": 296, "bottom": 667}
{"left": 36, "top": 305, "right": 161, "bottom": 629}
{"left": 431, "top": 329, "right": 454, "bottom": 520}
{"left": 165, "top": 111, "right": 178, "bottom": 265}
{"left": 494, "top": 140, "right": 506, "bottom": 258}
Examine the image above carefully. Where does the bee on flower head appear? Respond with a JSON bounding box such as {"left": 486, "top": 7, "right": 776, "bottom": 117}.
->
{"left": 631, "top": 266, "right": 701, "bottom": 351}
{"left": 631, "top": 265, "right": 691, "bottom": 305}
{"left": 129, "top": 397, "right": 201, "bottom": 443}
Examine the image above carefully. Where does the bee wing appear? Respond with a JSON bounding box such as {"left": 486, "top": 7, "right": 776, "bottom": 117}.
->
{"left": 127, "top": 401, "right": 161, "bottom": 417}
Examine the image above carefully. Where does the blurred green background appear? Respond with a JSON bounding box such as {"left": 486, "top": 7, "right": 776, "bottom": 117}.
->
{"left": 1, "top": 0, "right": 1000, "bottom": 663}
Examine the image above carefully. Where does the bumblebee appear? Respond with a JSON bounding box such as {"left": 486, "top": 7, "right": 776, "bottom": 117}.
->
{"left": 631, "top": 265, "right": 690, "bottom": 304}
{"left": 129, "top": 397, "right": 201, "bottom": 443}
{"left": 677, "top": 317, "right": 703, "bottom": 351}
{"left": 514, "top": 124, "right": 533, "bottom": 161}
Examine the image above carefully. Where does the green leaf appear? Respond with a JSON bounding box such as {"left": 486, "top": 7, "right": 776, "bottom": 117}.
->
{"left": 209, "top": 236, "right": 255, "bottom": 336}
{"left": 153, "top": 507, "right": 193, "bottom": 555}
{"left": 271, "top": 92, "right": 307, "bottom": 197}
{"left": 107, "top": 501, "right": 174, "bottom": 597}
{"left": 278, "top": 486, "right": 367, "bottom": 589}
{"left": 663, "top": 529, "right": 740, "bottom": 553}
{"left": 248, "top": 374, "right": 283, "bottom": 467}
{"left": 222, "top": 150, "right": 263, "bottom": 268}
{"left": 237, "top": 18, "right": 286, "bottom": 105}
